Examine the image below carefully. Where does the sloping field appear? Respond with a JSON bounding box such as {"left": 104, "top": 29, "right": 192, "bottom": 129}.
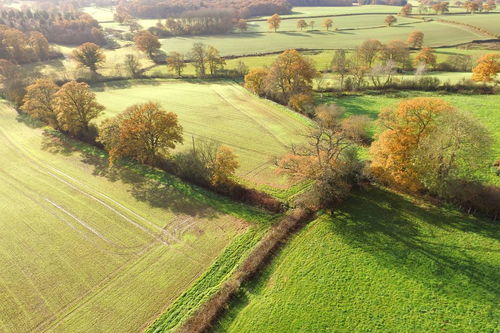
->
{"left": 160, "top": 21, "right": 487, "bottom": 57}
{"left": 0, "top": 103, "right": 251, "bottom": 332}
{"left": 93, "top": 80, "right": 312, "bottom": 187}
{"left": 216, "top": 187, "right": 500, "bottom": 332}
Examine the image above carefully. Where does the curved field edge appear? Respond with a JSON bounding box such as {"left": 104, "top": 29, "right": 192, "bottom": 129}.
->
{"left": 145, "top": 226, "right": 268, "bottom": 333}
{"left": 214, "top": 187, "right": 500, "bottom": 332}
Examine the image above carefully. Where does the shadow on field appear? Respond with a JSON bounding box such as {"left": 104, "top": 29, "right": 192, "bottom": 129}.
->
{"left": 329, "top": 187, "right": 500, "bottom": 303}
{"left": 91, "top": 79, "right": 163, "bottom": 92}
{"left": 41, "top": 133, "right": 217, "bottom": 219}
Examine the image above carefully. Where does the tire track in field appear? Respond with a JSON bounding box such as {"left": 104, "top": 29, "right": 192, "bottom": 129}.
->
{"left": 211, "top": 86, "right": 289, "bottom": 149}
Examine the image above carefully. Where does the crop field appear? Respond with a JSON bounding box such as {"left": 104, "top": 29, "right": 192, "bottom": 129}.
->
{"left": 92, "top": 80, "right": 312, "bottom": 188}
{"left": 0, "top": 103, "right": 255, "bottom": 332}
{"left": 160, "top": 21, "right": 487, "bottom": 57}
{"left": 216, "top": 187, "right": 500, "bottom": 332}
{"left": 325, "top": 92, "right": 500, "bottom": 185}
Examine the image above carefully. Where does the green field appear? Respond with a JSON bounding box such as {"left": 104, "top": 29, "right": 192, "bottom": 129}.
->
{"left": 92, "top": 80, "right": 312, "bottom": 188}
{"left": 431, "top": 13, "right": 500, "bottom": 35}
{"left": 246, "top": 15, "right": 421, "bottom": 32}
{"left": 325, "top": 92, "right": 500, "bottom": 185}
{"left": 216, "top": 187, "right": 500, "bottom": 332}
{"left": 159, "top": 21, "right": 487, "bottom": 57}
{"left": 0, "top": 102, "right": 262, "bottom": 332}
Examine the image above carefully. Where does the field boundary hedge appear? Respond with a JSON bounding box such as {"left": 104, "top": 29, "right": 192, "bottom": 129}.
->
{"left": 435, "top": 18, "right": 500, "bottom": 38}
{"left": 174, "top": 208, "right": 314, "bottom": 333}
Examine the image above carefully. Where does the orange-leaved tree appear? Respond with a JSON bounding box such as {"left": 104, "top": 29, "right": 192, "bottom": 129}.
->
{"left": 415, "top": 47, "right": 436, "bottom": 68}
{"left": 55, "top": 81, "right": 104, "bottom": 137}
{"left": 472, "top": 53, "right": 499, "bottom": 84}
{"left": 98, "top": 102, "right": 183, "bottom": 166}
{"left": 134, "top": 30, "right": 161, "bottom": 59}
{"left": 21, "top": 79, "right": 60, "bottom": 128}
{"left": 267, "top": 13, "right": 281, "bottom": 32}
{"left": 244, "top": 68, "right": 269, "bottom": 96}
{"left": 71, "top": 42, "right": 106, "bottom": 75}
{"left": 266, "top": 49, "right": 317, "bottom": 103}
{"left": 407, "top": 31, "right": 424, "bottom": 48}
{"left": 210, "top": 146, "right": 239, "bottom": 187}
{"left": 369, "top": 97, "right": 454, "bottom": 192}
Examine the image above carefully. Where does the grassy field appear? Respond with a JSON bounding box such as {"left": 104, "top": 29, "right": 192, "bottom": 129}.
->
{"left": 216, "top": 187, "right": 500, "bottom": 332}
{"left": 0, "top": 102, "right": 270, "bottom": 332}
{"left": 246, "top": 14, "right": 421, "bottom": 32}
{"left": 159, "top": 21, "right": 487, "bottom": 57}
{"left": 324, "top": 92, "right": 500, "bottom": 185}
{"left": 430, "top": 13, "right": 500, "bottom": 35}
{"left": 92, "top": 80, "right": 312, "bottom": 188}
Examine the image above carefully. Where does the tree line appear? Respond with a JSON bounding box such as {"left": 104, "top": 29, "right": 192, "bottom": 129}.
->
{"left": 0, "top": 7, "right": 106, "bottom": 45}
{"left": 0, "top": 25, "right": 55, "bottom": 64}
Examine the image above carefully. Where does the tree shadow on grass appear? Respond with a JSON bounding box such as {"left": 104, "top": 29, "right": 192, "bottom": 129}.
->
{"left": 40, "top": 132, "right": 217, "bottom": 219}
{"left": 329, "top": 187, "right": 500, "bottom": 304}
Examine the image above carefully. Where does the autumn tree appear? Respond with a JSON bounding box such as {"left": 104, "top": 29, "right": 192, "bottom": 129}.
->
{"left": 236, "top": 19, "right": 248, "bottom": 32}
{"left": 323, "top": 18, "right": 333, "bottom": 31}
{"left": 400, "top": 3, "right": 413, "bottom": 16}
{"left": 472, "top": 53, "right": 499, "bottom": 84}
{"left": 134, "top": 30, "right": 161, "bottom": 59}
{"left": 167, "top": 51, "right": 186, "bottom": 76}
{"left": 379, "top": 40, "right": 411, "bottom": 70}
{"left": 309, "top": 20, "right": 316, "bottom": 30}
{"left": 297, "top": 19, "right": 308, "bottom": 31}
{"left": 0, "top": 59, "right": 25, "bottom": 106}
{"left": 210, "top": 146, "right": 239, "bottom": 187}
{"left": 20, "top": 79, "right": 59, "bottom": 128}
{"left": 98, "top": 102, "right": 183, "bottom": 166}
{"left": 124, "top": 54, "right": 142, "bottom": 78}
{"left": 370, "top": 97, "right": 455, "bottom": 192}
{"left": 385, "top": 15, "right": 397, "bottom": 26}
{"left": 71, "top": 42, "right": 106, "bottom": 76}
{"left": 55, "top": 81, "right": 104, "bottom": 137}
{"left": 407, "top": 31, "right": 424, "bottom": 48}
{"left": 266, "top": 49, "right": 317, "bottom": 103}
{"left": 357, "top": 39, "right": 382, "bottom": 67}
{"left": 244, "top": 68, "right": 269, "bottom": 96}
{"left": 267, "top": 13, "right": 281, "bottom": 32}
{"left": 412, "top": 110, "right": 492, "bottom": 197}
{"left": 28, "top": 31, "right": 50, "bottom": 60}
{"left": 331, "top": 49, "right": 350, "bottom": 90}
{"left": 206, "top": 46, "right": 225, "bottom": 76}
{"left": 277, "top": 104, "right": 366, "bottom": 208}
{"left": 288, "top": 93, "right": 314, "bottom": 114}
{"left": 415, "top": 47, "right": 437, "bottom": 68}
{"left": 190, "top": 42, "right": 208, "bottom": 76}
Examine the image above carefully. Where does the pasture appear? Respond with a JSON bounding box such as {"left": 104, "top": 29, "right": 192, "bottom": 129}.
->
{"left": 0, "top": 103, "right": 259, "bottom": 332}
{"left": 92, "top": 80, "right": 312, "bottom": 188}
{"left": 430, "top": 13, "right": 500, "bottom": 35}
{"left": 159, "top": 21, "right": 488, "bottom": 57}
{"left": 216, "top": 187, "right": 500, "bottom": 332}
{"left": 326, "top": 92, "right": 500, "bottom": 185}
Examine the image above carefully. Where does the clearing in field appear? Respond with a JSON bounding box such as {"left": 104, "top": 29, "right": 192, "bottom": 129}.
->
{"left": 216, "top": 187, "right": 500, "bottom": 332}
{"left": 93, "top": 80, "right": 312, "bottom": 188}
{"left": 0, "top": 103, "right": 250, "bottom": 332}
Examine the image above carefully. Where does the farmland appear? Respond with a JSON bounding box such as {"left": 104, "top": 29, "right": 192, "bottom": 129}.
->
{"left": 325, "top": 93, "right": 500, "bottom": 185}
{"left": 0, "top": 102, "right": 271, "bottom": 332}
{"left": 158, "top": 21, "right": 487, "bottom": 57}
{"left": 93, "top": 80, "right": 312, "bottom": 187}
{"left": 216, "top": 187, "right": 500, "bottom": 332}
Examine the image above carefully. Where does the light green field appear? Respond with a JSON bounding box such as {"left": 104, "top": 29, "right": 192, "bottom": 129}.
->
{"left": 83, "top": 6, "right": 114, "bottom": 23}
{"left": 246, "top": 14, "right": 421, "bottom": 32}
{"left": 432, "top": 13, "right": 500, "bottom": 35}
{"left": 325, "top": 92, "right": 500, "bottom": 185}
{"left": 216, "top": 187, "right": 500, "bottom": 332}
{"left": 160, "top": 21, "right": 487, "bottom": 57}
{"left": 0, "top": 103, "right": 260, "bottom": 332}
{"left": 92, "top": 80, "right": 312, "bottom": 188}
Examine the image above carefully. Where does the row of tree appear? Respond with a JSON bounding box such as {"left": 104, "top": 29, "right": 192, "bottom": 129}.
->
{"left": 407, "top": 0, "right": 497, "bottom": 15}
{"left": 117, "top": 0, "right": 293, "bottom": 19}
{"left": 0, "top": 7, "right": 106, "bottom": 45}
{"left": 0, "top": 26, "right": 53, "bottom": 64}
